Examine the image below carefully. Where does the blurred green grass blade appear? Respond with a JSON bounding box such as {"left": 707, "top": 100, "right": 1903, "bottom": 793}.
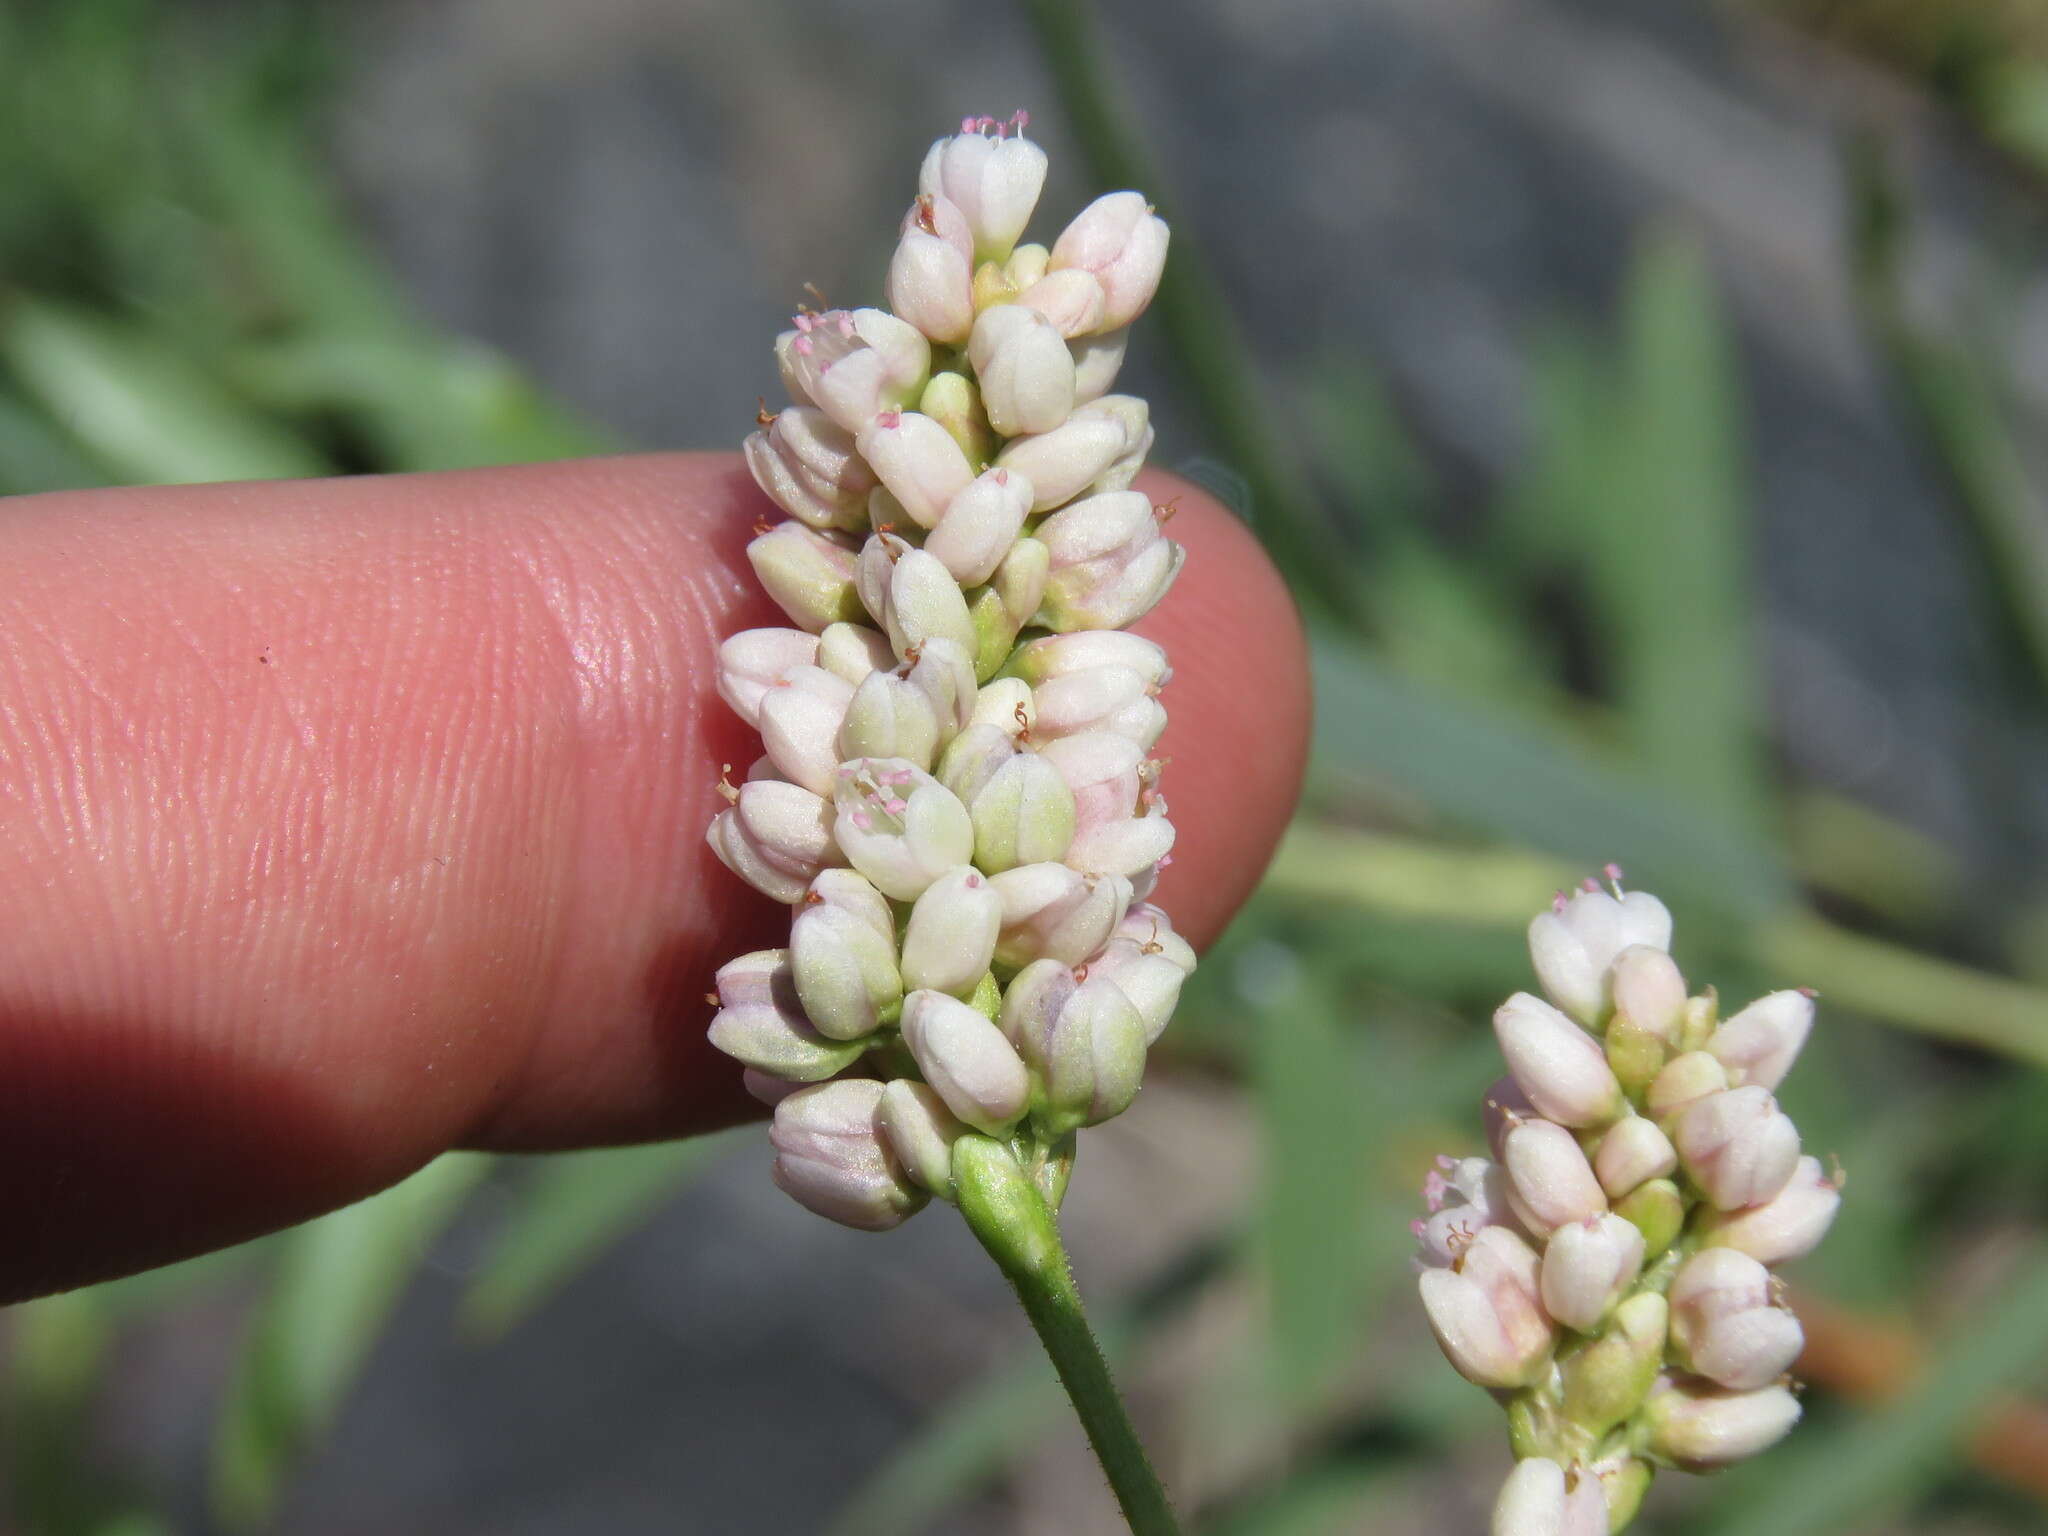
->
{"left": 0, "top": 393, "right": 109, "bottom": 494}
{"left": 1698, "top": 1241, "right": 2048, "bottom": 1536}
{"left": 1252, "top": 977, "right": 1371, "bottom": 1409}
{"left": 0, "top": 297, "right": 330, "bottom": 485}
{"left": 1308, "top": 638, "right": 1794, "bottom": 923}
{"left": 9, "top": 1290, "right": 123, "bottom": 1534}
{"left": 826, "top": 1240, "right": 1224, "bottom": 1536}
{"left": 210, "top": 1153, "right": 491, "bottom": 1530}
{"left": 1600, "top": 232, "right": 1768, "bottom": 835}
{"left": 1020, "top": 0, "right": 1355, "bottom": 619}
{"left": 461, "top": 1135, "right": 736, "bottom": 1340}
{"left": 1198, "top": 1458, "right": 1396, "bottom": 1536}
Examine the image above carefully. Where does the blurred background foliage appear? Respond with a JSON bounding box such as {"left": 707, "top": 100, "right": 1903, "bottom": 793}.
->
{"left": 3, "top": 0, "right": 2048, "bottom": 1531}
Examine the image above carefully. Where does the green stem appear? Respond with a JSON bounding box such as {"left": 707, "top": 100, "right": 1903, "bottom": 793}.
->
{"left": 952, "top": 1136, "right": 1183, "bottom": 1536}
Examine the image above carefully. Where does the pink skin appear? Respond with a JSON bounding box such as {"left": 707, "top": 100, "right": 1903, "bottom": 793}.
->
{"left": 0, "top": 455, "right": 1309, "bottom": 1300}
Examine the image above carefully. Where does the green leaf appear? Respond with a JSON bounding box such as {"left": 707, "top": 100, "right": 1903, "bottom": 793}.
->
{"left": 209, "top": 1153, "right": 491, "bottom": 1529}
{"left": 460, "top": 1135, "right": 737, "bottom": 1340}
{"left": 1698, "top": 1242, "right": 2048, "bottom": 1535}
{"left": 0, "top": 297, "right": 331, "bottom": 486}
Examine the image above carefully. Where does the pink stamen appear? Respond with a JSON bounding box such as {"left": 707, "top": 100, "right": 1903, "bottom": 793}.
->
{"left": 1552, "top": 889, "right": 1570, "bottom": 914}
{"left": 1011, "top": 109, "right": 1030, "bottom": 132}
{"left": 876, "top": 410, "right": 902, "bottom": 430}
{"left": 884, "top": 798, "right": 908, "bottom": 815}
{"left": 1580, "top": 876, "right": 1601, "bottom": 894}
{"left": 851, "top": 811, "right": 873, "bottom": 831}
{"left": 960, "top": 115, "right": 978, "bottom": 134}
{"left": 792, "top": 335, "right": 813, "bottom": 355}
{"left": 1409, "top": 1218, "right": 1428, "bottom": 1240}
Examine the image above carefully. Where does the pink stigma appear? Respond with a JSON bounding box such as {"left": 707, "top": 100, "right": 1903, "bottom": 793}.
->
{"left": 960, "top": 115, "right": 978, "bottom": 134}
{"left": 1011, "top": 109, "right": 1030, "bottom": 132}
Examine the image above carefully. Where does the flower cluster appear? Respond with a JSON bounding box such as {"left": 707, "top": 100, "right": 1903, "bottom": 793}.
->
{"left": 1416, "top": 871, "right": 1842, "bottom": 1534}
{"left": 708, "top": 114, "right": 1190, "bottom": 1228}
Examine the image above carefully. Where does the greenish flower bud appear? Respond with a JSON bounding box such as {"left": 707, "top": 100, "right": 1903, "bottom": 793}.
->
{"left": 747, "top": 522, "right": 865, "bottom": 633}
{"left": 1561, "top": 1291, "right": 1667, "bottom": 1438}
{"left": 900, "top": 866, "right": 1003, "bottom": 997}
{"left": 707, "top": 950, "right": 867, "bottom": 1080}
{"left": 918, "top": 369, "right": 994, "bottom": 469}
{"left": 817, "top": 621, "right": 896, "bottom": 685}
{"left": 968, "top": 753, "right": 1078, "bottom": 873}
{"left": 877, "top": 1079, "right": 967, "bottom": 1201}
{"left": 838, "top": 667, "right": 943, "bottom": 769}
{"left": 790, "top": 898, "right": 903, "bottom": 1041}
{"left": 1019, "top": 975, "right": 1148, "bottom": 1136}
{"left": 901, "top": 988, "right": 1031, "bottom": 1136}
{"left": 1613, "top": 1177, "right": 1685, "bottom": 1260}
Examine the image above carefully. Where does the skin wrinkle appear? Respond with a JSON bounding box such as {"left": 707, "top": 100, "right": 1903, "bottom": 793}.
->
{"left": 0, "top": 452, "right": 1308, "bottom": 1296}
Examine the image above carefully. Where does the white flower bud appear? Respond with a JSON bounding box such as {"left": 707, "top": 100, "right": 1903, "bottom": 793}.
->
{"left": 1417, "top": 1226, "right": 1555, "bottom": 1389}
{"left": 1540, "top": 1213, "right": 1645, "bottom": 1333}
{"left": 1037, "top": 490, "right": 1184, "bottom": 631}
{"left": 770, "top": 1080, "right": 927, "bottom": 1231}
{"left": 707, "top": 950, "right": 865, "bottom": 1081}
{"left": 805, "top": 868, "right": 895, "bottom": 944}
{"left": 1491, "top": 1458, "right": 1610, "bottom": 1536}
{"left": 1669, "top": 1248, "right": 1805, "bottom": 1390}
{"left": 857, "top": 411, "right": 975, "bottom": 530}
{"left": 1030, "top": 665, "right": 1167, "bottom": 747}
{"left": 831, "top": 758, "right": 975, "bottom": 901}
{"left": 1017, "top": 268, "right": 1108, "bottom": 338}
{"left": 1644, "top": 1376, "right": 1801, "bottom": 1469}
{"left": 886, "top": 194, "right": 975, "bottom": 344}
{"left": 902, "top": 636, "right": 979, "bottom": 740}
{"left": 988, "top": 862, "right": 1132, "bottom": 968}
{"left": 816, "top": 621, "right": 896, "bottom": 685}
{"left": 1609, "top": 944, "right": 1687, "bottom": 1048}
{"left": 971, "top": 677, "right": 1035, "bottom": 737}
{"left": 743, "top": 406, "right": 876, "bottom": 533}
{"left": 716, "top": 627, "right": 821, "bottom": 728}
{"left": 1022, "top": 974, "right": 1149, "bottom": 1133}
{"left": 868, "top": 543, "right": 979, "bottom": 662}
{"left": 789, "top": 898, "right": 903, "bottom": 1042}
{"left": 900, "top": 988, "right": 1031, "bottom": 1136}
{"left": 1010, "top": 629, "right": 1172, "bottom": 688}
{"left": 1646, "top": 1050, "right": 1730, "bottom": 1121}
{"left": 926, "top": 466, "right": 1034, "bottom": 586}
{"left": 781, "top": 307, "right": 930, "bottom": 434}
{"left": 1696, "top": 1155, "right": 1841, "bottom": 1265}
{"left": 1112, "top": 902, "right": 1196, "bottom": 973}
{"left": 877, "top": 1080, "right": 967, "bottom": 1200}
{"left": 1503, "top": 1119, "right": 1608, "bottom": 1237}
{"left": 837, "top": 667, "right": 943, "bottom": 770}
{"left": 1036, "top": 729, "right": 1143, "bottom": 836}
{"left": 994, "top": 404, "right": 1131, "bottom": 510}
{"left": 967, "top": 752, "right": 1078, "bottom": 873}
{"left": 1708, "top": 990, "right": 1815, "bottom": 1091}
{"left": 1070, "top": 327, "right": 1128, "bottom": 404}
{"left": 1493, "top": 993, "right": 1626, "bottom": 1128}
{"left": 1592, "top": 1115, "right": 1678, "bottom": 1199}
{"left": 705, "top": 779, "right": 839, "bottom": 903}
{"left": 1080, "top": 394, "right": 1152, "bottom": 493}
{"left": 919, "top": 118, "right": 1047, "bottom": 262}
{"left": 1527, "top": 885, "right": 1673, "bottom": 1027}
{"left": 969, "top": 304, "right": 1077, "bottom": 436}
{"left": 744, "top": 1069, "right": 805, "bottom": 1107}
{"left": 757, "top": 665, "right": 855, "bottom": 794}
{"left": 1674, "top": 1086, "right": 1801, "bottom": 1211}
{"left": 1066, "top": 805, "right": 1176, "bottom": 881}
{"left": 1048, "top": 190, "right": 1169, "bottom": 331}
{"left": 900, "top": 866, "right": 1002, "bottom": 996}
{"left": 1084, "top": 937, "right": 1187, "bottom": 1045}
{"left": 747, "top": 523, "right": 864, "bottom": 633}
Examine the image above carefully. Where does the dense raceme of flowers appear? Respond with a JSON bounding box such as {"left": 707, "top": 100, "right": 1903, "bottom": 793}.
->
{"left": 1417, "top": 871, "right": 1842, "bottom": 1534}
{"left": 705, "top": 113, "right": 1189, "bottom": 1229}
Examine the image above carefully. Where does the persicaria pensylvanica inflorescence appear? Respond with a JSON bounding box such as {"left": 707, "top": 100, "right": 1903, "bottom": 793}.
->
{"left": 705, "top": 112, "right": 1187, "bottom": 1229}
{"left": 1419, "top": 869, "right": 1842, "bottom": 1534}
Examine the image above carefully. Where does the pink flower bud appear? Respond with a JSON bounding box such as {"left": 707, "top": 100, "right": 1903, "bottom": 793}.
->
{"left": 1020, "top": 973, "right": 1149, "bottom": 1133}
{"left": 988, "top": 862, "right": 1132, "bottom": 968}
{"left": 831, "top": 758, "right": 974, "bottom": 900}
{"left": 706, "top": 779, "right": 839, "bottom": 903}
{"left": 781, "top": 307, "right": 931, "bottom": 433}
{"left": 900, "top": 988, "right": 1031, "bottom": 1136}
{"left": 1493, "top": 993, "right": 1626, "bottom": 1128}
{"left": 748, "top": 522, "right": 865, "bottom": 633}
{"left": 857, "top": 411, "right": 976, "bottom": 530}
{"left": 1413, "top": 1155, "right": 1515, "bottom": 1269}
{"left": 1036, "top": 729, "right": 1143, "bottom": 835}
{"left": 1592, "top": 1115, "right": 1678, "bottom": 1199}
{"left": 1067, "top": 805, "right": 1176, "bottom": 880}
{"left": 708, "top": 950, "right": 865, "bottom": 1081}
{"left": 1017, "top": 268, "right": 1109, "bottom": 338}
{"left": 1503, "top": 1119, "right": 1608, "bottom": 1237}
{"left": 757, "top": 665, "right": 855, "bottom": 794}
{"left": 1675, "top": 1086, "right": 1801, "bottom": 1211}
{"left": 716, "top": 627, "right": 822, "bottom": 727}
{"left": 918, "top": 119, "right": 1047, "bottom": 262}
{"left": 743, "top": 406, "right": 876, "bottom": 533}
{"left": 1010, "top": 629, "right": 1172, "bottom": 688}
{"left": 886, "top": 194, "right": 976, "bottom": 344}
{"left": 877, "top": 1079, "right": 967, "bottom": 1200}
{"left": 1696, "top": 1155, "right": 1841, "bottom": 1264}
{"left": 1540, "top": 1213, "right": 1645, "bottom": 1333}
{"left": 1609, "top": 944, "right": 1687, "bottom": 1048}
{"left": 1528, "top": 885, "right": 1673, "bottom": 1027}
{"left": 1070, "top": 327, "right": 1128, "bottom": 404}
{"left": 1037, "top": 490, "right": 1184, "bottom": 630}
{"left": 1417, "top": 1226, "right": 1555, "bottom": 1389}
{"left": 1669, "top": 1248, "right": 1805, "bottom": 1390}
{"left": 926, "top": 466, "right": 1034, "bottom": 586}
{"left": 965, "top": 752, "right": 1078, "bottom": 873}
{"left": 1646, "top": 1050, "right": 1729, "bottom": 1121}
{"left": 968, "top": 304, "right": 1077, "bottom": 436}
{"left": 817, "top": 621, "right": 896, "bottom": 685}
{"left": 789, "top": 897, "right": 903, "bottom": 1042}
{"left": 837, "top": 667, "right": 943, "bottom": 769}
{"left": 1048, "top": 190, "right": 1169, "bottom": 331}
{"left": 1708, "top": 990, "right": 1815, "bottom": 1091}
{"left": 770, "top": 1079, "right": 927, "bottom": 1231}
{"left": 994, "top": 404, "right": 1131, "bottom": 510}
{"left": 1644, "top": 1375, "right": 1801, "bottom": 1469}
{"left": 1084, "top": 936, "right": 1187, "bottom": 1044}
{"left": 1490, "top": 1458, "right": 1610, "bottom": 1536}
{"left": 1030, "top": 665, "right": 1168, "bottom": 747}
{"left": 900, "top": 866, "right": 1003, "bottom": 996}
